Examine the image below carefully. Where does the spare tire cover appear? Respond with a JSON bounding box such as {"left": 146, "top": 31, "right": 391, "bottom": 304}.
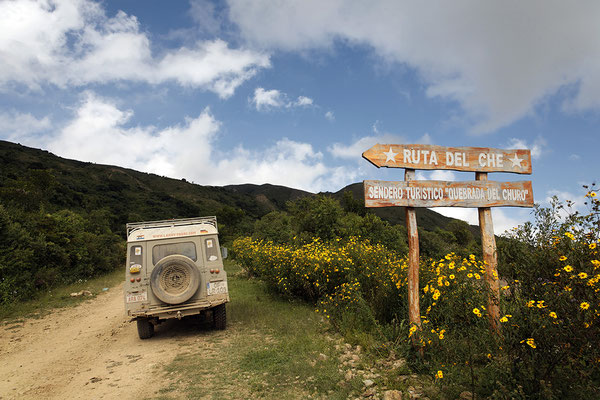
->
{"left": 150, "top": 255, "right": 200, "bottom": 304}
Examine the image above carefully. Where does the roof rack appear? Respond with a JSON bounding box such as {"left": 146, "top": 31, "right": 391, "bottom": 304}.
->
{"left": 126, "top": 216, "right": 217, "bottom": 236}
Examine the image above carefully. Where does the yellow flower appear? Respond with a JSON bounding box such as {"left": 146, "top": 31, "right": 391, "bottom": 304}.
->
{"left": 438, "top": 329, "right": 445, "bottom": 340}
{"left": 409, "top": 325, "right": 418, "bottom": 337}
{"left": 500, "top": 316, "right": 508, "bottom": 323}
{"left": 474, "top": 273, "right": 481, "bottom": 280}
{"left": 449, "top": 274, "right": 455, "bottom": 280}
{"left": 590, "top": 243, "right": 597, "bottom": 250}
{"left": 559, "top": 255, "right": 567, "bottom": 261}
{"left": 536, "top": 300, "right": 546, "bottom": 308}
{"left": 580, "top": 302, "right": 590, "bottom": 310}
{"left": 564, "top": 265, "right": 573, "bottom": 272}
{"left": 527, "top": 300, "right": 535, "bottom": 307}
{"left": 501, "top": 285, "right": 509, "bottom": 290}
{"left": 549, "top": 312, "right": 557, "bottom": 319}
{"left": 565, "top": 232, "right": 575, "bottom": 240}
{"left": 521, "top": 338, "right": 536, "bottom": 349}
{"left": 579, "top": 272, "right": 588, "bottom": 279}
{"left": 473, "top": 308, "right": 482, "bottom": 317}
{"left": 436, "top": 370, "right": 443, "bottom": 379}
{"left": 467, "top": 273, "right": 473, "bottom": 278}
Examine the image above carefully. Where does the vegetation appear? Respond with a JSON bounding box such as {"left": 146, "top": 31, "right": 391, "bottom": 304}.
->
{"left": 234, "top": 185, "right": 600, "bottom": 399}
{"left": 157, "top": 261, "right": 359, "bottom": 400}
{"left": 0, "top": 140, "right": 466, "bottom": 305}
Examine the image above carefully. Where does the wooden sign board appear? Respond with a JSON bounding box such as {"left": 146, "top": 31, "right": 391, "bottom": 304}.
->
{"left": 364, "top": 179, "right": 534, "bottom": 208}
{"left": 363, "top": 144, "right": 532, "bottom": 174}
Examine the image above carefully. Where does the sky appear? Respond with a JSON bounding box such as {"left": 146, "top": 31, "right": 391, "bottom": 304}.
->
{"left": 1, "top": 0, "right": 599, "bottom": 234}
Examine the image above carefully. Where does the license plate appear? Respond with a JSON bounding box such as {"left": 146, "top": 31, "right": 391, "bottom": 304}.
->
{"left": 207, "top": 281, "right": 228, "bottom": 296}
{"left": 126, "top": 291, "right": 147, "bottom": 303}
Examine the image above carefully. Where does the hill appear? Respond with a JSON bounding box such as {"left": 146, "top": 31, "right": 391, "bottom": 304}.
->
{"left": 0, "top": 140, "right": 467, "bottom": 236}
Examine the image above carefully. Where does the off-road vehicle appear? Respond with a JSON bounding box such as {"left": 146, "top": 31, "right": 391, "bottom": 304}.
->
{"left": 124, "top": 217, "right": 229, "bottom": 339}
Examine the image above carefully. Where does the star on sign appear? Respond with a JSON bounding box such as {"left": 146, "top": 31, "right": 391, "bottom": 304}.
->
{"left": 383, "top": 147, "right": 397, "bottom": 163}
{"left": 509, "top": 153, "right": 523, "bottom": 168}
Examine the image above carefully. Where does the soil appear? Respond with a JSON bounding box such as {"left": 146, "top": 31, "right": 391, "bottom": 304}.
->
{"left": 0, "top": 283, "right": 214, "bottom": 399}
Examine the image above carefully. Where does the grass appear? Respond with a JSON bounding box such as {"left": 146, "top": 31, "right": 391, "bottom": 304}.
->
{"left": 155, "top": 260, "right": 357, "bottom": 399}
{"left": 0, "top": 267, "right": 123, "bottom": 323}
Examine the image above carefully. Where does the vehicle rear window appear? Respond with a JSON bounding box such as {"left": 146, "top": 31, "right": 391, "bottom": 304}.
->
{"left": 152, "top": 242, "right": 197, "bottom": 264}
{"left": 204, "top": 238, "right": 219, "bottom": 262}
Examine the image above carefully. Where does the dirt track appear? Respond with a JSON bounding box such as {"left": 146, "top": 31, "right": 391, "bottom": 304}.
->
{"left": 0, "top": 283, "right": 212, "bottom": 399}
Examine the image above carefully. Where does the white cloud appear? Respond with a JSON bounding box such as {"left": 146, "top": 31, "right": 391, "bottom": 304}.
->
{"left": 0, "top": 0, "right": 270, "bottom": 98}
{"left": 294, "top": 96, "right": 313, "bottom": 107}
{"left": 10, "top": 92, "right": 348, "bottom": 192}
{"left": 329, "top": 133, "right": 405, "bottom": 160}
{"left": 228, "top": 0, "right": 600, "bottom": 133}
{"left": 433, "top": 207, "right": 523, "bottom": 235}
{"left": 0, "top": 111, "right": 51, "bottom": 140}
{"left": 251, "top": 88, "right": 287, "bottom": 110}
{"left": 507, "top": 136, "right": 547, "bottom": 159}
{"left": 325, "top": 111, "right": 335, "bottom": 121}
{"left": 251, "top": 87, "right": 315, "bottom": 111}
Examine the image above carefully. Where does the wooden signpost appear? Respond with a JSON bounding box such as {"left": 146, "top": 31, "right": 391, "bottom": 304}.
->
{"left": 362, "top": 144, "right": 534, "bottom": 340}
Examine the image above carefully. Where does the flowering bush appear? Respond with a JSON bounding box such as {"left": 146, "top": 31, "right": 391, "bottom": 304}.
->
{"left": 234, "top": 185, "right": 600, "bottom": 398}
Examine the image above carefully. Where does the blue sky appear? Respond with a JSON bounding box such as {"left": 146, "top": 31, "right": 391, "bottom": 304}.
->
{"left": 1, "top": 0, "right": 599, "bottom": 233}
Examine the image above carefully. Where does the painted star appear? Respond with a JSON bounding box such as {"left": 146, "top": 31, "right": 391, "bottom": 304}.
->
{"left": 383, "top": 147, "right": 397, "bottom": 163}
{"left": 509, "top": 153, "right": 523, "bottom": 168}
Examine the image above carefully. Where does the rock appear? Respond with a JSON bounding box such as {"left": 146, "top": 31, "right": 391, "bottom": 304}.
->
{"left": 345, "top": 370, "right": 354, "bottom": 381}
{"left": 383, "top": 390, "right": 403, "bottom": 400}
{"left": 363, "top": 388, "right": 377, "bottom": 397}
{"left": 82, "top": 290, "right": 92, "bottom": 296}
{"left": 356, "top": 345, "right": 362, "bottom": 353}
{"left": 363, "top": 379, "right": 375, "bottom": 387}
{"left": 459, "top": 391, "right": 473, "bottom": 400}
{"left": 352, "top": 354, "right": 360, "bottom": 362}
{"left": 318, "top": 353, "right": 328, "bottom": 361}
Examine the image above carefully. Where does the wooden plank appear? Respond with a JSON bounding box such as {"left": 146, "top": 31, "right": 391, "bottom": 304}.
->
{"left": 476, "top": 172, "right": 501, "bottom": 334}
{"left": 364, "top": 179, "right": 534, "bottom": 208}
{"left": 362, "top": 144, "right": 532, "bottom": 174}
{"left": 405, "top": 169, "right": 421, "bottom": 348}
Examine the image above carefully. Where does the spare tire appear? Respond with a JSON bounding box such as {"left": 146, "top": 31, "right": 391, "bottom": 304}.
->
{"left": 150, "top": 255, "right": 200, "bottom": 304}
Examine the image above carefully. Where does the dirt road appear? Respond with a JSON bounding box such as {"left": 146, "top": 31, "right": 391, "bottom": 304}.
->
{"left": 0, "top": 283, "right": 212, "bottom": 400}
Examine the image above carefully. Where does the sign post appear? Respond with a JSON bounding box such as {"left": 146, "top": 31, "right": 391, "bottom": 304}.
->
{"left": 363, "top": 144, "right": 533, "bottom": 337}
{"left": 404, "top": 168, "right": 421, "bottom": 347}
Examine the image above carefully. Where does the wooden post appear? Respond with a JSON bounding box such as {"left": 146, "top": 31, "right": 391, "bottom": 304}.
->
{"left": 405, "top": 169, "right": 422, "bottom": 345}
{"left": 476, "top": 172, "right": 500, "bottom": 334}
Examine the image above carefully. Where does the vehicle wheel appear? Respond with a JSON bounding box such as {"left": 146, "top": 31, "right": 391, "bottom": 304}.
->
{"left": 137, "top": 318, "right": 154, "bottom": 339}
{"left": 213, "top": 304, "right": 226, "bottom": 330}
{"left": 151, "top": 255, "right": 200, "bottom": 304}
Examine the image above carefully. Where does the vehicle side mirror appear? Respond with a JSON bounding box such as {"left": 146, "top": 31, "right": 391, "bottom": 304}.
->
{"left": 220, "top": 247, "right": 228, "bottom": 259}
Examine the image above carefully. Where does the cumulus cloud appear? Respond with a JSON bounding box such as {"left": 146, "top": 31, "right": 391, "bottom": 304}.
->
{"left": 329, "top": 133, "right": 405, "bottom": 160}
{"left": 250, "top": 87, "right": 315, "bottom": 111}
{"left": 433, "top": 207, "right": 523, "bottom": 235}
{"left": 0, "top": 111, "right": 51, "bottom": 140}
{"left": 10, "top": 93, "right": 349, "bottom": 192}
{"left": 325, "top": 111, "right": 335, "bottom": 121}
{"left": 228, "top": 0, "right": 600, "bottom": 133}
{"left": 507, "top": 136, "right": 547, "bottom": 159}
{"left": 0, "top": 0, "right": 270, "bottom": 98}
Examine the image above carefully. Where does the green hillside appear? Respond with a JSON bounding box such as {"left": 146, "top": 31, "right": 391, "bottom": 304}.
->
{"left": 0, "top": 140, "right": 478, "bottom": 303}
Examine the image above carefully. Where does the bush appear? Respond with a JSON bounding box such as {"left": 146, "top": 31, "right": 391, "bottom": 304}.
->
{"left": 234, "top": 184, "right": 600, "bottom": 398}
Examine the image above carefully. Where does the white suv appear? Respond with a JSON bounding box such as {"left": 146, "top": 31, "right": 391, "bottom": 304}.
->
{"left": 124, "top": 217, "right": 229, "bottom": 339}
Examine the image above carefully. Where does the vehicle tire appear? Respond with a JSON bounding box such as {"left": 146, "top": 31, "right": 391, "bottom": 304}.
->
{"left": 137, "top": 318, "right": 154, "bottom": 339}
{"left": 213, "top": 304, "right": 226, "bottom": 330}
{"left": 151, "top": 255, "right": 200, "bottom": 304}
